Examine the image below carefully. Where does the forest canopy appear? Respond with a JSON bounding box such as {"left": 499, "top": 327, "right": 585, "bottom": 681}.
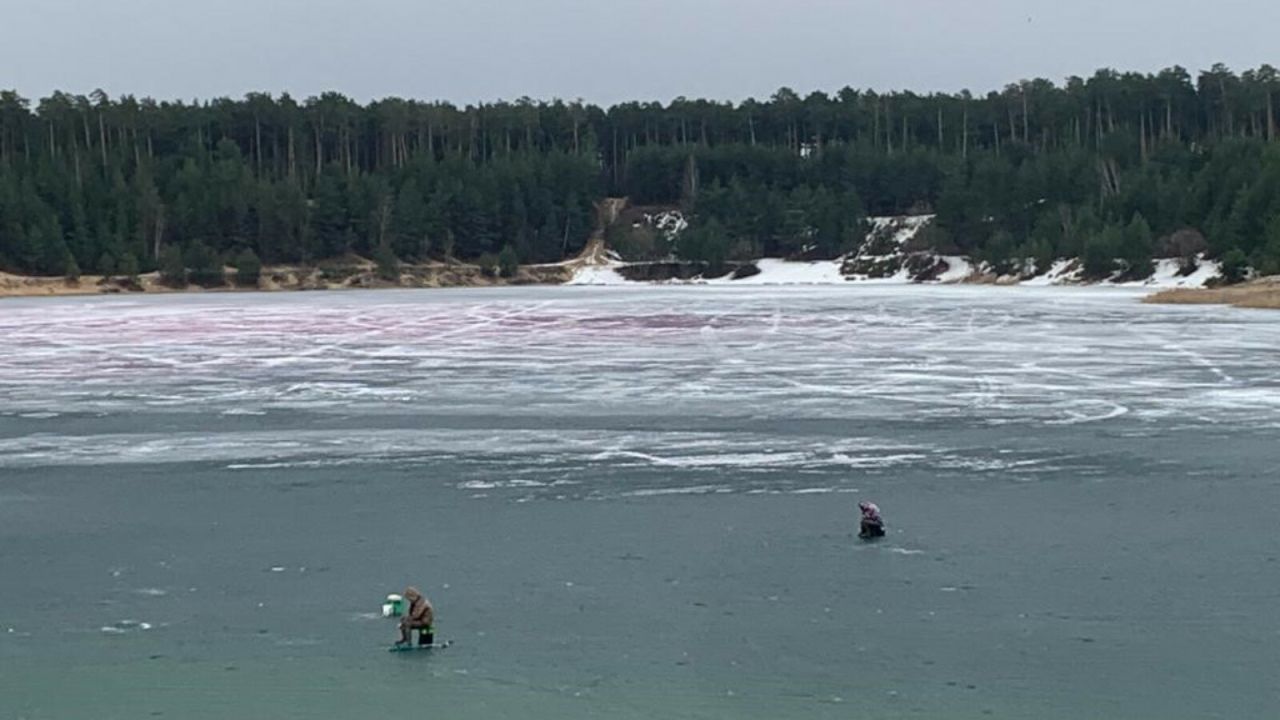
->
{"left": 2, "top": 63, "right": 1279, "bottom": 281}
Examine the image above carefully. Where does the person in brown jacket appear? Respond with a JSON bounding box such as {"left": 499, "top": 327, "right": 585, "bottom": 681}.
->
{"left": 396, "top": 586, "right": 435, "bottom": 646}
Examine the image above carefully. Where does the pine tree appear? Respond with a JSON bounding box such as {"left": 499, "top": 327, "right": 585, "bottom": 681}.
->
{"left": 1120, "top": 213, "right": 1155, "bottom": 280}
{"left": 1082, "top": 227, "right": 1121, "bottom": 280}
{"left": 391, "top": 180, "right": 431, "bottom": 260}
{"left": 1254, "top": 214, "right": 1280, "bottom": 275}
{"left": 97, "top": 252, "right": 117, "bottom": 278}
{"left": 159, "top": 246, "right": 187, "bottom": 287}
{"left": 63, "top": 253, "right": 81, "bottom": 281}
{"left": 119, "top": 252, "right": 140, "bottom": 285}
{"left": 234, "top": 248, "right": 262, "bottom": 287}
{"left": 497, "top": 244, "right": 520, "bottom": 278}
{"left": 373, "top": 245, "right": 400, "bottom": 281}
{"left": 185, "top": 240, "right": 223, "bottom": 287}
{"left": 1219, "top": 248, "right": 1249, "bottom": 284}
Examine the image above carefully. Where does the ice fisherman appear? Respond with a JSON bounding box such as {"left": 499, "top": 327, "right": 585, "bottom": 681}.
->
{"left": 396, "top": 586, "right": 435, "bottom": 646}
{"left": 858, "top": 501, "right": 886, "bottom": 539}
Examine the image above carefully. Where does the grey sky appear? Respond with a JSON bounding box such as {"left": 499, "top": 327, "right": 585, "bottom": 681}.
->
{"left": 5, "top": 0, "right": 1278, "bottom": 105}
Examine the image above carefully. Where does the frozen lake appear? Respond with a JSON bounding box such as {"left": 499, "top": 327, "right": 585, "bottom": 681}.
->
{"left": 1, "top": 285, "right": 1278, "bottom": 719}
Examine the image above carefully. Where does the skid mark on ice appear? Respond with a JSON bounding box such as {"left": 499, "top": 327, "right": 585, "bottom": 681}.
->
{"left": 622, "top": 485, "right": 733, "bottom": 497}
{"left": 1045, "top": 400, "right": 1130, "bottom": 425}
{"left": 1144, "top": 332, "right": 1237, "bottom": 386}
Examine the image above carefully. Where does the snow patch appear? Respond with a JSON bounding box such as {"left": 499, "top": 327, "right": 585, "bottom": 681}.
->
{"left": 842, "top": 215, "right": 943, "bottom": 283}
{"left": 641, "top": 211, "right": 688, "bottom": 239}
{"left": 866, "top": 215, "right": 936, "bottom": 250}
{"left": 708, "top": 259, "right": 845, "bottom": 285}
{"left": 567, "top": 265, "right": 630, "bottom": 286}
{"left": 1022, "top": 259, "right": 1078, "bottom": 286}
{"left": 1023, "top": 255, "right": 1221, "bottom": 289}
{"left": 580, "top": 213, "right": 1225, "bottom": 290}
{"left": 936, "top": 256, "right": 975, "bottom": 283}
{"left": 1114, "top": 256, "right": 1221, "bottom": 289}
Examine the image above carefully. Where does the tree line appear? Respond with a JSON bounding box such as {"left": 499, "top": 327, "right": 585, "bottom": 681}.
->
{"left": 1, "top": 63, "right": 1278, "bottom": 283}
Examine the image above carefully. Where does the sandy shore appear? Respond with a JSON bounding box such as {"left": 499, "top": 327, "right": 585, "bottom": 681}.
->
{"left": 0, "top": 262, "right": 573, "bottom": 299}
{"left": 1143, "top": 276, "right": 1280, "bottom": 309}
{"left": 0, "top": 272, "right": 103, "bottom": 297}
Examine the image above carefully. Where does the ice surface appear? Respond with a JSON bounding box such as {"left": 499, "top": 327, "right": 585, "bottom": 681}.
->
{"left": 3, "top": 287, "right": 1279, "bottom": 720}
{"left": 1, "top": 286, "right": 1276, "bottom": 484}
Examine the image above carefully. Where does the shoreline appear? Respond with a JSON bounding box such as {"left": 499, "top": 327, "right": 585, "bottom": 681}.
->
{"left": 1143, "top": 278, "right": 1280, "bottom": 309}
{"left": 5, "top": 263, "right": 1276, "bottom": 310}
{"left": 0, "top": 263, "right": 574, "bottom": 300}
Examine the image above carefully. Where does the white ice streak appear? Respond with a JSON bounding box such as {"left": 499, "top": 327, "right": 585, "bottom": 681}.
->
{"left": 0, "top": 427, "right": 1010, "bottom": 476}
{"left": 101, "top": 620, "right": 153, "bottom": 634}
{"left": 622, "top": 485, "right": 733, "bottom": 497}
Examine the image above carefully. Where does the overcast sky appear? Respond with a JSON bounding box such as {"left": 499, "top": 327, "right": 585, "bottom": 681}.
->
{"left": 4, "top": 0, "right": 1278, "bottom": 105}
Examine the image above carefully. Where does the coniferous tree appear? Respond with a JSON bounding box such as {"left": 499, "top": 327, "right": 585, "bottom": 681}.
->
{"left": 185, "top": 240, "right": 223, "bottom": 287}
{"left": 234, "top": 248, "right": 262, "bottom": 287}
{"left": 373, "top": 245, "right": 399, "bottom": 281}
{"left": 159, "top": 246, "right": 187, "bottom": 287}
{"left": 119, "top": 252, "right": 140, "bottom": 285}
{"left": 1219, "top": 249, "right": 1249, "bottom": 284}
{"left": 1255, "top": 215, "right": 1280, "bottom": 275}
{"left": 496, "top": 245, "right": 519, "bottom": 278}
{"left": 1082, "top": 228, "right": 1120, "bottom": 280}
{"left": 1120, "top": 213, "right": 1155, "bottom": 280}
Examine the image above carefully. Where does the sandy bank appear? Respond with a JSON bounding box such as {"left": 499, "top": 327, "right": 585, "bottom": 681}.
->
{"left": 0, "top": 262, "right": 573, "bottom": 299}
{"left": 1143, "top": 277, "right": 1280, "bottom": 310}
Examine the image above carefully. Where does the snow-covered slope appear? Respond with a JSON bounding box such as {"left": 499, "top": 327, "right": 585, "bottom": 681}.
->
{"left": 1020, "top": 259, "right": 1077, "bottom": 287}
{"left": 1021, "top": 256, "right": 1223, "bottom": 288}
{"left": 936, "top": 256, "right": 975, "bottom": 283}
{"left": 567, "top": 214, "right": 1227, "bottom": 290}
{"left": 565, "top": 266, "right": 630, "bottom": 286}
{"left": 842, "top": 215, "right": 939, "bottom": 283}
{"left": 706, "top": 259, "right": 845, "bottom": 285}
{"left": 1115, "top": 257, "right": 1223, "bottom": 289}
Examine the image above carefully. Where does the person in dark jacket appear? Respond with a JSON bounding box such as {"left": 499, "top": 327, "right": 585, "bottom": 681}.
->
{"left": 859, "top": 501, "right": 886, "bottom": 538}
{"left": 396, "top": 586, "right": 435, "bottom": 646}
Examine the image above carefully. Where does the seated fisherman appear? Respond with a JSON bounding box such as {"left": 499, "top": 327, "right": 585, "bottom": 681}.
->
{"left": 858, "top": 501, "right": 886, "bottom": 538}
{"left": 396, "top": 586, "right": 435, "bottom": 646}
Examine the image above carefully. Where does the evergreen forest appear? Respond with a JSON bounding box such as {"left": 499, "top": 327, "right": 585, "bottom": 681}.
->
{"left": 2, "top": 63, "right": 1280, "bottom": 284}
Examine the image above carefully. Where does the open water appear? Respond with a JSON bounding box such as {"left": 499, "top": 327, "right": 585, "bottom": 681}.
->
{"left": 1, "top": 285, "right": 1278, "bottom": 719}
